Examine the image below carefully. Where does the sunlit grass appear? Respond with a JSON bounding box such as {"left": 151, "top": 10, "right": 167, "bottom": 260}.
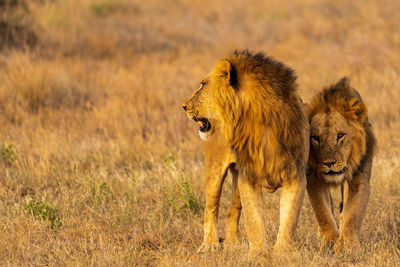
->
{"left": 0, "top": 0, "right": 399, "bottom": 265}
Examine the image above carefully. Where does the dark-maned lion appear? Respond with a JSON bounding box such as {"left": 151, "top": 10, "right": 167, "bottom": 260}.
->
{"left": 183, "top": 51, "right": 309, "bottom": 255}
{"left": 306, "top": 77, "right": 376, "bottom": 253}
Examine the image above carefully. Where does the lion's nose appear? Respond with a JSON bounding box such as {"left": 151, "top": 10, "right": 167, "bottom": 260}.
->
{"left": 182, "top": 105, "right": 187, "bottom": 111}
{"left": 322, "top": 160, "right": 337, "bottom": 168}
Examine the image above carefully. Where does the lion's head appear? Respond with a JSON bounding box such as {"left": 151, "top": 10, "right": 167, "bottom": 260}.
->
{"left": 183, "top": 51, "right": 308, "bottom": 180}
{"left": 182, "top": 75, "right": 218, "bottom": 141}
{"left": 306, "top": 77, "right": 375, "bottom": 184}
{"left": 182, "top": 52, "right": 245, "bottom": 141}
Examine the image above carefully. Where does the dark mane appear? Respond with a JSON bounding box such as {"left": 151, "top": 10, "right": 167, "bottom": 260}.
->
{"left": 229, "top": 50, "right": 297, "bottom": 97}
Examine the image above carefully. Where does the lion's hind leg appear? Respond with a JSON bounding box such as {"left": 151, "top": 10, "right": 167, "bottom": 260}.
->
{"left": 225, "top": 167, "right": 242, "bottom": 245}
{"left": 238, "top": 174, "right": 265, "bottom": 256}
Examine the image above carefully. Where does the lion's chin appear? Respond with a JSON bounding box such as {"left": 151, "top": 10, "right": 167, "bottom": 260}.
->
{"left": 320, "top": 169, "right": 346, "bottom": 184}
{"left": 198, "top": 130, "right": 211, "bottom": 141}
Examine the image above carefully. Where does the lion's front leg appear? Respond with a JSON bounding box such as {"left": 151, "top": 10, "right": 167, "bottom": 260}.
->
{"left": 225, "top": 167, "right": 241, "bottom": 245}
{"left": 198, "top": 141, "right": 233, "bottom": 253}
{"left": 198, "top": 164, "right": 229, "bottom": 252}
{"left": 275, "top": 175, "right": 306, "bottom": 250}
{"left": 306, "top": 172, "right": 339, "bottom": 246}
{"left": 238, "top": 174, "right": 265, "bottom": 256}
{"left": 336, "top": 174, "right": 370, "bottom": 253}
{"left": 335, "top": 155, "right": 372, "bottom": 254}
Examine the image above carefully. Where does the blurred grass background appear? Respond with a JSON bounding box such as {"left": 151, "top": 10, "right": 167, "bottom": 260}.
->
{"left": 0, "top": 0, "right": 399, "bottom": 265}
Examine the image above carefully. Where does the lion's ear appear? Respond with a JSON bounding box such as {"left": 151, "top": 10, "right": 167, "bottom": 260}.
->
{"left": 215, "top": 60, "right": 238, "bottom": 89}
{"left": 346, "top": 98, "right": 367, "bottom": 122}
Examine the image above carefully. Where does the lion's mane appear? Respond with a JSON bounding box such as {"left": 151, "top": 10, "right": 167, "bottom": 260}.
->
{"left": 211, "top": 51, "right": 308, "bottom": 185}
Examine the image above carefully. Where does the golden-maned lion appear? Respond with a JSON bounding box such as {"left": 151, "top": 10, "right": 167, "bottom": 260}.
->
{"left": 183, "top": 51, "right": 309, "bottom": 254}
{"left": 306, "top": 77, "right": 376, "bottom": 253}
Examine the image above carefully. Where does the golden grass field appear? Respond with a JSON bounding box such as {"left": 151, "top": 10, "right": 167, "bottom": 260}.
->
{"left": 0, "top": 0, "right": 399, "bottom": 266}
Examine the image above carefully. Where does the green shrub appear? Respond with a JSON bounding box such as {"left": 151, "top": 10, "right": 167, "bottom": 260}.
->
{"left": 89, "top": 179, "right": 114, "bottom": 207}
{"left": 24, "top": 198, "right": 63, "bottom": 229}
{"left": 178, "top": 180, "right": 204, "bottom": 212}
{"left": 163, "top": 178, "right": 204, "bottom": 214}
{"left": 0, "top": 144, "right": 16, "bottom": 165}
{"left": 163, "top": 154, "right": 175, "bottom": 168}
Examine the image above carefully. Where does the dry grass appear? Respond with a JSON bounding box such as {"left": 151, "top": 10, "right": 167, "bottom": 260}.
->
{"left": 0, "top": 0, "right": 399, "bottom": 266}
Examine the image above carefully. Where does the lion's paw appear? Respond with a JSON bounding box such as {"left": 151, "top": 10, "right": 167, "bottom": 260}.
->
{"left": 273, "top": 241, "right": 295, "bottom": 254}
{"left": 334, "top": 237, "right": 362, "bottom": 256}
{"left": 247, "top": 247, "right": 265, "bottom": 258}
{"left": 224, "top": 233, "right": 239, "bottom": 245}
{"left": 197, "top": 242, "right": 221, "bottom": 253}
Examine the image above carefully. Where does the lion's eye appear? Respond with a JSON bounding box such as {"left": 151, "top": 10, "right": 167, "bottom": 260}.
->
{"left": 199, "top": 82, "right": 206, "bottom": 90}
{"left": 337, "top": 132, "right": 346, "bottom": 141}
{"left": 311, "top": 135, "right": 320, "bottom": 143}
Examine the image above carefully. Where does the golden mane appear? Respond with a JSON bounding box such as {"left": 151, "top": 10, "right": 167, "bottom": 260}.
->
{"left": 307, "top": 77, "right": 376, "bottom": 175}
{"left": 211, "top": 51, "right": 307, "bottom": 182}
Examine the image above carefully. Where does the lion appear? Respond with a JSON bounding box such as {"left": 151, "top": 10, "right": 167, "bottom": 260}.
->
{"left": 305, "top": 77, "right": 376, "bottom": 253}
{"left": 183, "top": 51, "right": 309, "bottom": 254}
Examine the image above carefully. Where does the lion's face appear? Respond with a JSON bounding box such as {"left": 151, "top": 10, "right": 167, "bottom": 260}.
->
{"left": 183, "top": 78, "right": 217, "bottom": 141}
{"left": 183, "top": 58, "right": 240, "bottom": 141}
{"left": 309, "top": 111, "right": 355, "bottom": 183}
{"left": 307, "top": 77, "right": 368, "bottom": 184}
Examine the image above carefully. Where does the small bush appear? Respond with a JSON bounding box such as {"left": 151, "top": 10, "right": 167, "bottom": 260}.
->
{"left": 163, "top": 154, "right": 175, "bottom": 169}
{"left": 99, "top": 181, "right": 113, "bottom": 198}
{"left": 89, "top": 179, "right": 114, "bottom": 207}
{"left": 163, "top": 178, "right": 204, "bottom": 214}
{"left": 24, "top": 198, "right": 63, "bottom": 229}
{"left": 0, "top": 144, "right": 16, "bottom": 165}
{"left": 178, "top": 181, "right": 204, "bottom": 212}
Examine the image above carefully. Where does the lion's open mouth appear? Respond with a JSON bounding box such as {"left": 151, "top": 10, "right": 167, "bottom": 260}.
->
{"left": 195, "top": 118, "right": 211, "bottom": 132}
{"left": 324, "top": 168, "right": 346, "bottom": 175}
